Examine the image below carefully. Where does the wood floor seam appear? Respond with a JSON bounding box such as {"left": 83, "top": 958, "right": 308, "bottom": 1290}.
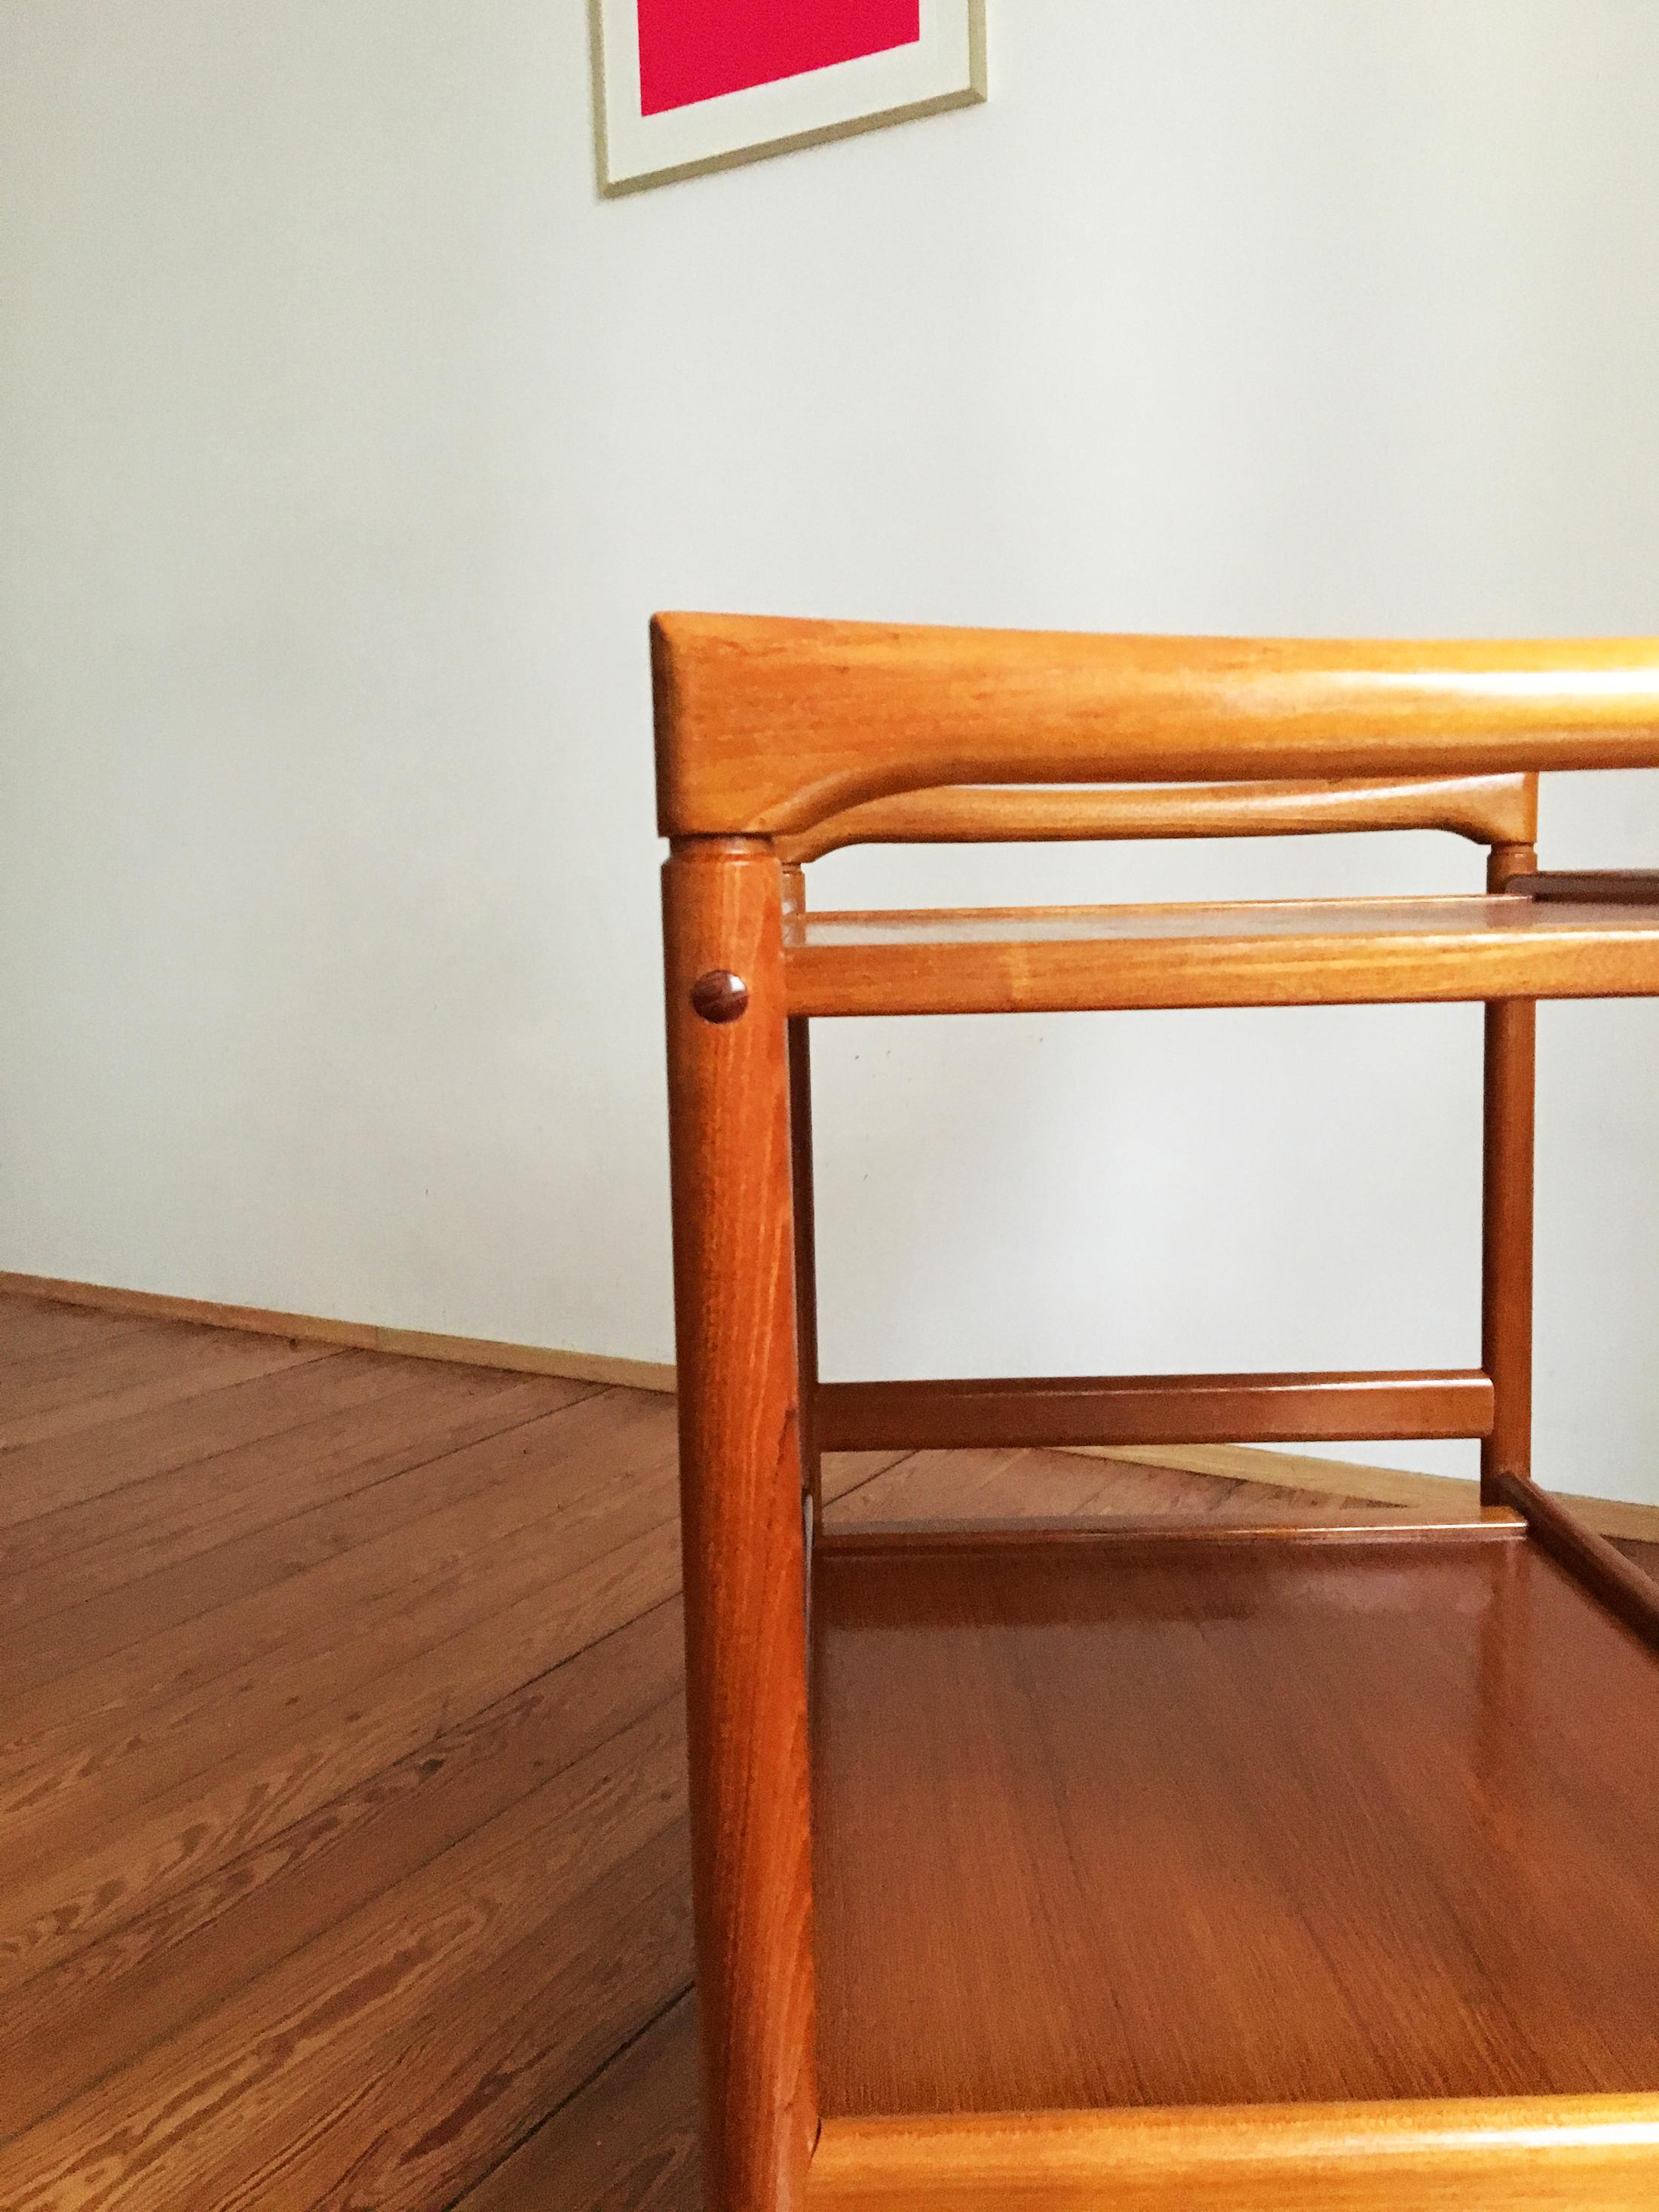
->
{"left": 0, "top": 1508, "right": 690, "bottom": 1953}
{"left": 3, "top": 1379, "right": 614, "bottom": 1680}
{"left": 0, "top": 1351, "right": 370, "bottom": 1536}
{"left": 0, "top": 1341, "right": 343, "bottom": 1459}
{"left": 0, "top": 1367, "right": 591, "bottom": 1622}
{"left": 0, "top": 1667, "right": 695, "bottom": 2146}
{"left": 0, "top": 1575, "right": 689, "bottom": 2001}
{"left": 2, "top": 1394, "right": 672, "bottom": 1767}
{"left": 439, "top": 1978, "right": 699, "bottom": 2211}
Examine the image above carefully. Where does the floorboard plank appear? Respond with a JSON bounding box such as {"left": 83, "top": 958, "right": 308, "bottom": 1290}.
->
{"left": 0, "top": 1711, "right": 690, "bottom": 2210}
{"left": 1, "top": 1332, "right": 337, "bottom": 1457}
{"left": 238, "top": 1818, "right": 695, "bottom": 2212}
{"left": 820, "top": 1448, "right": 915, "bottom": 1504}
{"left": 5, "top": 1319, "right": 311, "bottom": 1422}
{"left": 0, "top": 1599, "right": 685, "bottom": 2137}
{"left": 2, "top": 1376, "right": 596, "bottom": 1689}
{"left": 0, "top": 1390, "right": 670, "bottom": 1832}
{"left": 453, "top": 1991, "right": 701, "bottom": 2212}
{"left": 0, "top": 1351, "right": 431, "bottom": 1532}
{"left": 0, "top": 1303, "right": 161, "bottom": 1369}
{"left": 825, "top": 1443, "right": 1412, "bottom": 1526}
{"left": 0, "top": 1291, "right": 121, "bottom": 1348}
{"left": 0, "top": 1498, "right": 684, "bottom": 1992}
{"left": 0, "top": 1368, "right": 575, "bottom": 1637}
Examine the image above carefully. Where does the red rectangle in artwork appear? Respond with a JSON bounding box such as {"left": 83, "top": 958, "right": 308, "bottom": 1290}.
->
{"left": 637, "top": 1, "right": 922, "bottom": 117}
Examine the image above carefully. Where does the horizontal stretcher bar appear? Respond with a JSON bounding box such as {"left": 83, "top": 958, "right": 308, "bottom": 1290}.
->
{"left": 784, "top": 892, "right": 1659, "bottom": 1015}
{"left": 817, "top": 1517, "right": 1523, "bottom": 1559}
{"left": 1511, "top": 869, "right": 1659, "bottom": 903}
{"left": 815, "top": 1370, "right": 1495, "bottom": 1453}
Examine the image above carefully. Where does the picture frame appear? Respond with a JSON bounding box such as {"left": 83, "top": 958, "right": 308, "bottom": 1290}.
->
{"left": 589, "top": 1, "right": 986, "bottom": 197}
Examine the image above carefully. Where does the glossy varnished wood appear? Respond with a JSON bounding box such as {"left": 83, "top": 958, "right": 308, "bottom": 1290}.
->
{"left": 1495, "top": 1471, "right": 1659, "bottom": 1657}
{"left": 777, "top": 772, "right": 1538, "bottom": 864}
{"left": 816, "top": 1514, "right": 1523, "bottom": 1557}
{"left": 1480, "top": 844, "right": 1538, "bottom": 1499}
{"left": 808, "top": 2100, "right": 1659, "bottom": 2210}
{"left": 663, "top": 838, "right": 817, "bottom": 2212}
{"left": 653, "top": 618, "right": 1659, "bottom": 2210}
{"left": 811, "top": 1529, "right": 1659, "bottom": 2118}
{"left": 786, "top": 892, "right": 1659, "bottom": 1017}
{"left": 8, "top": 1292, "right": 1658, "bottom": 2206}
{"left": 1512, "top": 870, "right": 1659, "bottom": 902}
{"left": 788, "top": 1010, "right": 823, "bottom": 1526}
{"left": 651, "top": 614, "right": 1659, "bottom": 836}
{"left": 817, "top": 1369, "right": 1493, "bottom": 1451}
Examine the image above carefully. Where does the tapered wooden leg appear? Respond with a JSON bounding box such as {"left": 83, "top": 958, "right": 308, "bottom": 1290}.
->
{"left": 1480, "top": 844, "right": 1537, "bottom": 1504}
{"left": 788, "top": 1016, "right": 823, "bottom": 1530}
{"left": 663, "top": 837, "right": 815, "bottom": 2212}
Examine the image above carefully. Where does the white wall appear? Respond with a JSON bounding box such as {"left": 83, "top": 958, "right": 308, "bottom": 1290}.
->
{"left": 4, "top": 3, "right": 1658, "bottom": 1499}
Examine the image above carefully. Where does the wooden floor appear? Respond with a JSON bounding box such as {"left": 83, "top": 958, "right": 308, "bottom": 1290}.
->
{"left": 0, "top": 1290, "right": 1654, "bottom": 2208}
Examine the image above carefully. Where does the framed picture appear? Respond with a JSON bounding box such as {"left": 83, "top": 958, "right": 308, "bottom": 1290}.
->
{"left": 590, "top": 1, "right": 986, "bottom": 196}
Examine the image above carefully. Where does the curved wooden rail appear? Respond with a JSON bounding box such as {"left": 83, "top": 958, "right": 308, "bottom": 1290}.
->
{"left": 652, "top": 614, "right": 1659, "bottom": 836}
{"left": 777, "top": 774, "right": 1537, "bottom": 863}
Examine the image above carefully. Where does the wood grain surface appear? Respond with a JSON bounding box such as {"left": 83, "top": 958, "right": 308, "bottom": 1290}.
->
{"left": 808, "top": 2100, "right": 1659, "bottom": 2210}
{"left": 1512, "top": 870, "right": 1659, "bottom": 903}
{"left": 777, "top": 772, "right": 1538, "bottom": 863}
{"left": 664, "top": 838, "right": 819, "bottom": 2212}
{"left": 785, "top": 893, "right": 1659, "bottom": 1017}
{"left": 650, "top": 613, "right": 1659, "bottom": 836}
{"left": 817, "top": 1369, "right": 1494, "bottom": 1451}
{"left": 1495, "top": 1470, "right": 1659, "bottom": 1656}
{"left": 4, "top": 1289, "right": 1656, "bottom": 2207}
{"left": 812, "top": 1534, "right": 1659, "bottom": 2117}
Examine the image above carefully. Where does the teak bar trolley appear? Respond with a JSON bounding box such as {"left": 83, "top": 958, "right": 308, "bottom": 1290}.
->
{"left": 654, "top": 615, "right": 1659, "bottom": 2212}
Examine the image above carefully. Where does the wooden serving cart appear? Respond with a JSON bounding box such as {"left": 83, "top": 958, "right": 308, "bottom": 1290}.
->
{"left": 654, "top": 615, "right": 1659, "bottom": 2212}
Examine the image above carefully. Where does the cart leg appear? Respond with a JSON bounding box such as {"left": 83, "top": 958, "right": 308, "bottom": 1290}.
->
{"left": 1481, "top": 845, "right": 1538, "bottom": 1505}
{"left": 664, "top": 837, "right": 815, "bottom": 2212}
{"left": 788, "top": 1015, "right": 822, "bottom": 1535}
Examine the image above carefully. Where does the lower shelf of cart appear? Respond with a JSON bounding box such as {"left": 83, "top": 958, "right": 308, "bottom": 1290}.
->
{"left": 809, "top": 1520, "right": 1659, "bottom": 2175}
{"left": 805, "top": 2094, "right": 1659, "bottom": 2209}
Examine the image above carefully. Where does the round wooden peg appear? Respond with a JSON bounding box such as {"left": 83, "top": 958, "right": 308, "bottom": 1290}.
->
{"left": 690, "top": 969, "right": 750, "bottom": 1023}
